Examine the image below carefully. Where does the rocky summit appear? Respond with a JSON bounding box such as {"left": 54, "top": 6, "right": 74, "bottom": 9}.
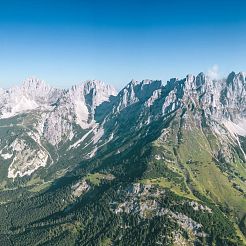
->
{"left": 0, "top": 72, "right": 246, "bottom": 245}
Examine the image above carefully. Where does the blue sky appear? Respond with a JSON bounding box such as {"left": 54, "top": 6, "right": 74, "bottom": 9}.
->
{"left": 0, "top": 0, "right": 246, "bottom": 89}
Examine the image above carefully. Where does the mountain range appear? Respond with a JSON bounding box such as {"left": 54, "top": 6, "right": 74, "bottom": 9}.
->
{"left": 0, "top": 71, "right": 246, "bottom": 245}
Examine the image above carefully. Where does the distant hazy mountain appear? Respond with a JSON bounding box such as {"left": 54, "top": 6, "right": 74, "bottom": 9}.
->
{"left": 0, "top": 72, "right": 245, "bottom": 245}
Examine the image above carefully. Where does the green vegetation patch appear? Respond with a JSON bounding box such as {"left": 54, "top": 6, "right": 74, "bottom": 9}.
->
{"left": 85, "top": 173, "right": 115, "bottom": 186}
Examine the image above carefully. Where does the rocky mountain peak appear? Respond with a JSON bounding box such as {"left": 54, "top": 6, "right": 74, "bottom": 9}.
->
{"left": 226, "top": 71, "right": 245, "bottom": 90}
{"left": 20, "top": 77, "right": 63, "bottom": 104}
{"left": 83, "top": 80, "right": 117, "bottom": 107}
{"left": 115, "top": 79, "right": 163, "bottom": 111}
{"left": 21, "top": 77, "right": 50, "bottom": 90}
{"left": 195, "top": 72, "right": 206, "bottom": 88}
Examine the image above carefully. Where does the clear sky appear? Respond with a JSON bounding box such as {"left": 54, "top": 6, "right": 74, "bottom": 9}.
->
{"left": 0, "top": 0, "right": 246, "bottom": 89}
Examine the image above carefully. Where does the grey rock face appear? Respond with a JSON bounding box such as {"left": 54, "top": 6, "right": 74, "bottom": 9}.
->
{"left": 0, "top": 72, "right": 245, "bottom": 179}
